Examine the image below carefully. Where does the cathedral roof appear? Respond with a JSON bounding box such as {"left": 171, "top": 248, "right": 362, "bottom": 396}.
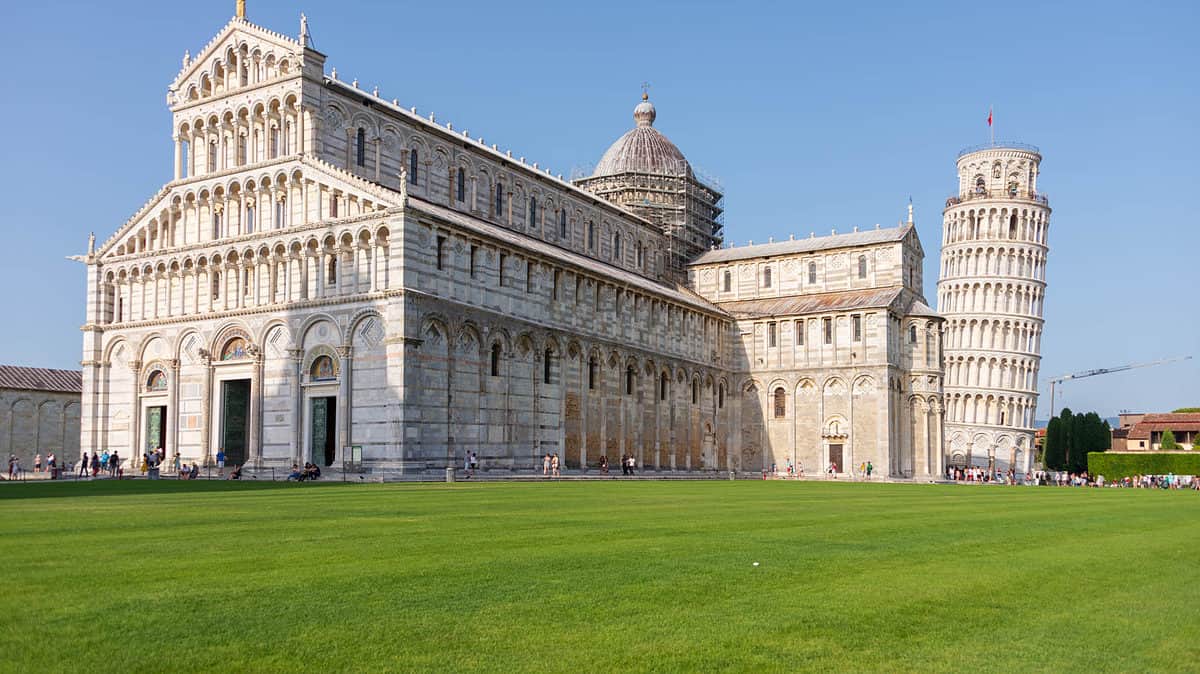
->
{"left": 591, "top": 94, "right": 693, "bottom": 179}
{"left": 688, "top": 225, "right": 913, "bottom": 266}
{"left": 714, "top": 288, "right": 905, "bottom": 318}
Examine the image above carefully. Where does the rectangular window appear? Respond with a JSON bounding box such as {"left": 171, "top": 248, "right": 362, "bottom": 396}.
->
{"left": 436, "top": 236, "right": 446, "bottom": 271}
{"left": 330, "top": 195, "right": 338, "bottom": 218}
{"left": 498, "top": 253, "right": 506, "bottom": 287}
{"left": 525, "top": 260, "right": 533, "bottom": 293}
{"left": 594, "top": 283, "right": 601, "bottom": 313}
{"left": 767, "top": 322, "right": 777, "bottom": 348}
{"left": 763, "top": 266, "right": 772, "bottom": 288}
{"left": 795, "top": 320, "right": 804, "bottom": 345}
{"left": 823, "top": 317, "right": 832, "bottom": 345}
{"left": 852, "top": 315, "right": 862, "bottom": 342}
{"left": 723, "top": 270, "right": 731, "bottom": 293}
{"left": 469, "top": 245, "right": 478, "bottom": 279}
{"left": 574, "top": 276, "right": 581, "bottom": 304}
{"left": 552, "top": 269, "right": 560, "bottom": 300}
{"left": 456, "top": 169, "right": 466, "bottom": 202}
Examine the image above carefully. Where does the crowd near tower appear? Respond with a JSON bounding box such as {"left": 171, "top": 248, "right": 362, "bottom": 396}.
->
{"left": 937, "top": 144, "right": 1050, "bottom": 473}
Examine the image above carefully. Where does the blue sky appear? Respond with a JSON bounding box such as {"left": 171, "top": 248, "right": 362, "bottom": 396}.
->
{"left": 0, "top": 0, "right": 1196, "bottom": 418}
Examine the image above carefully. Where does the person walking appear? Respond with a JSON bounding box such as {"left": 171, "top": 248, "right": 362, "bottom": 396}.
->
{"left": 10, "top": 456, "right": 20, "bottom": 480}
{"left": 34, "top": 453, "right": 42, "bottom": 474}
{"left": 90, "top": 452, "right": 101, "bottom": 477}
{"left": 7, "top": 455, "right": 14, "bottom": 480}
{"left": 78, "top": 452, "right": 90, "bottom": 478}
{"left": 866, "top": 461, "right": 873, "bottom": 479}
{"left": 109, "top": 451, "right": 120, "bottom": 477}
{"left": 216, "top": 448, "right": 226, "bottom": 476}
{"left": 542, "top": 453, "right": 551, "bottom": 477}
{"left": 47, "top": 452, "right": 56, "bottom": 479}
{"left": 551, "top": 453, "right": 560, "bottom": 478}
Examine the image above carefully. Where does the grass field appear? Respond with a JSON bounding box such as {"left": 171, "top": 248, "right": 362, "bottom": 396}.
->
{"left": 2, "top": 480, "right": 1198, "bottom": 673}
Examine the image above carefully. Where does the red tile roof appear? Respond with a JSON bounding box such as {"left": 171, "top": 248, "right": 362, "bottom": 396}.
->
{"left": 1126, "top": 413, "right": 1200, "bottom": 440}
{"left": 0, "top": 365, "right": 82, "bottom": 394}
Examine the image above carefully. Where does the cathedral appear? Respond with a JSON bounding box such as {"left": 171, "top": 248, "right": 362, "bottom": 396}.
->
{"left": 79, "top": 6, "right": 1043, "bottom": 478}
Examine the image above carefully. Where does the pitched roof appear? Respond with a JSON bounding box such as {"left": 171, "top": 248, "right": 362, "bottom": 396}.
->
{"left": 688, "top": 225, "right": 911, "bottom": 266}
{"left": 1126, "top": 413, "right": 1200, "bottom": 440}
{"left": 0, "top": 366, "right": 82, "bottom": 394}
{"left": 713, "top": 288, "right": 904, "bottom": 319}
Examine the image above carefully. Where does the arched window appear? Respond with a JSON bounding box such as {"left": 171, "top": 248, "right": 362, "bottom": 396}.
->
{"left": 494, "top": 181, "right": 505, "bottom": 215}
{"left": 211, "top": 270, "right": 221, "bottom": 299}
{"left": 408, "top": 148, "right": 419, "bottom": 184}
{"left": 587, "top": 221, "right": 596, "bottom": 250}
{"left": 491, "top": 343, "right": 501, "bottom": 377}
{"left": 723, "top": 270, "right": 731, "bottom": 293}
{"left": 718, "top": 383, "right": 725, "bottom": 409}
{"left": 327, "top": 257, "right": 337, "bottom": 285}
{"left": 858, "top": 255, "right": 867, "bottom": 279}
{"left": 613, "top": 232, "right": 622, "bottom": 260}
{"left": 220, "top": 336, "right": 248, "bottom": 361}
{"left": 636, "top": 242, "right": 644, "bottom": 268}
{"left": 356, "top": 128, "right": 366, "bottom": 167}
{"left": 245, "top": 204, "right": 255, "bottom": 234}
{"left": 310, "top": 355, "right": 336, "bottom": 381}
{"left": 909, "top": 325, "right": 918, "bottom": 344}
{"left": 558, "top": 210, "right": 568, "bottom": 239}
{"left": 626, "top": 366, "right": 635, "bottom": 395}
{"left": 543, "top": 348, "right": 553, "bottom": 384}
{"left": 808, "top": 262, "right": 817, "bottom": 285}
{"left": 528, "top": 196, "right": 537, "bottom": 227}
{"left": 660, "top": 372, "right": 668, "bottom": 401}
{"left": 773, "top": 387, "right": 786, "bottom": 419}
{"left": 763, "top": 266, "right": 772, "bottom": 288}
{"left": 456, "top": 169, "right": 466, "bottom": 202}
{"left": 146, "top": 370, "right": 167, "bottom": 392}
{"left": 588, "top": 356, "right": 598, "bottom": 390}
{"left": 974, "top": 175, "right": 986, "bottom": 194}
{"left": 275, "top": 197, "right": 286, "bottom": 229}
{"left": 1009, "top": 213, "right": 1017, "bottom": 238}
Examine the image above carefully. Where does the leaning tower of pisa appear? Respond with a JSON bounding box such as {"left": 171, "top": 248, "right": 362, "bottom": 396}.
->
{"left": 937, "top": 143, "right": 1050, "bottom": 474}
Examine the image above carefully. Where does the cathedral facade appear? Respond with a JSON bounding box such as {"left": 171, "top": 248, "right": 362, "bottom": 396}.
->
{"left": 79, "top": 9, "right": 947, "bottom": 478}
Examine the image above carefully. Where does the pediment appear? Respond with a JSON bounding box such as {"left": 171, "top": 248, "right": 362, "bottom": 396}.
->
{"left": 97, "top": 157, "right": 402, "bottom": 260}
{"left": 168, "top": 18, "right": 306, "bottom": 107}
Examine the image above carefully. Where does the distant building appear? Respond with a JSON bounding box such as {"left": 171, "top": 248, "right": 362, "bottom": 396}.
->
{"left": 0, "top": 366, "right": 82, "bottom": 468}
{"left": 1116, "top": 412, "right": 1199, "bottom": 451}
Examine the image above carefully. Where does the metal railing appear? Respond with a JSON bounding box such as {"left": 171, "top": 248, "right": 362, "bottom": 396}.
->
{"left": 946, "top": 190, "right": 1049, "bottom": 207}
{"left": 957, "top": 141, "right": 1041, "bottom": 157}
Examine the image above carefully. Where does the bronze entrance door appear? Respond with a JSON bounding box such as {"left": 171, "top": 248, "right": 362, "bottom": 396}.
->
{"left": 309, "top": 397, "right": 337, "bottom": 467}
{"left": 220, "top": 380, "right": 251, "bottom": 465}
{"left": 145, "top": 406, "right": 167, "bottom": 454}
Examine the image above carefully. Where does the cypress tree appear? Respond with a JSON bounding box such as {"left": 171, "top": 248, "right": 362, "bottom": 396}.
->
{"left": 1161, "top": 429, "right": 1180, "bottom": 450}
{"left": 1044, "top": 416, "right": 1065, "bottom": 470}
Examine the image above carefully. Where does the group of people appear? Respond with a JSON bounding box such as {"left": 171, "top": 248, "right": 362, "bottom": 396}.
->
{"left": 1034, "top": 471, "right": 1199, "bottom": 490}
{"left": 541, "top": 453, "right": 561, "bottom": 477}
{"left": 596, "top": 454, "right": 638, "bottom": 475}
{"left": 77, "top": 451, "right": 123, "bottom": 478}
{"left": 286, "top": 463, "right": 322, "bottom": 481}
{"left": 463, "top": 451, "right": 480, "bottom": 478}
{"left": 948, "top": 466, "right": 1023, "bottom": 484}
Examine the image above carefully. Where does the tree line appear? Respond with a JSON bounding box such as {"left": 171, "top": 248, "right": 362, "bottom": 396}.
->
{"left": 1043, "top": 408, "right": 1111, "bottom": 473}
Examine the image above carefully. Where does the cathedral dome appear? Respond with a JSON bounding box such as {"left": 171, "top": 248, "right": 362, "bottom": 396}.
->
{"left": 592, "top": 94, "right": 692, "bottom": 178}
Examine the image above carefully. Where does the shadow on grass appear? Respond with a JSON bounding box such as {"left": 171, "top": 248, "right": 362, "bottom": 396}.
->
{"left": 0, "top": 478, "right": 348, "bottom": 501}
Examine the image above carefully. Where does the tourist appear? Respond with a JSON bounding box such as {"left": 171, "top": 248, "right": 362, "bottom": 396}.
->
{"left": 866, "top": 461, "right": 873, "bottom": 479}
{"left": 287, "top": 464, "right": 302, "bottom": 481}
{"left": 599, "top": 455, "right": 608, "bottom": 475}
{"left": 621, "top": 454, "right": 629, "bottom": 476}
{"left": 542, "top": 453, "right": 551, "bottom": 477}
{"left": 188, "top": 463, "right": 199, "bottom": 480}
{"left": 827, "top": 461, "right": 837, "bottom": 478}
{"left": 464, "top": 453, "right": 472, "bottom": 479}
{"left": 90, "top": 452, "right": 100, "bottom": 477}
{"left": 46, "top": 452, "right": 56, "bottom": 478}
{"left": 100, "top": 450, "right": 110, "bottom": 471}
{"left": 34, "top": 453, "right": 42, "bottom": 474}
{"left": 551, "top": 453, "right": 560, "bottom": 477}
{"left": 172, "top": 452, "right": 181, "bottom": 474}
{"left": 78, "top": 452, "right": 89, "bottom": 478}
{"left": 216, "top": 448, "right": 226, "bottom": 476}
{"left": 229, "top": 464, "right": 243, "bottom": 480}
{"left": 9, "top": 456, "right": 20, "bottom": 480}
{"left": 469, "top": 451, "right": 479, "bottom": 475}
{"left": 109, "top": 451, "right": 120, "bottom": 477}
{"left": 786, "top": 458, "right": 794, "bottom": 477}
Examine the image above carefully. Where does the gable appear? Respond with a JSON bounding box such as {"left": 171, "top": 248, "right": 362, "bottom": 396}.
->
{"left": 169, "top": 18, "right": 304, "bottom": 107}
{"left": 97, "top": 157, "right": 401, "bottom": 259}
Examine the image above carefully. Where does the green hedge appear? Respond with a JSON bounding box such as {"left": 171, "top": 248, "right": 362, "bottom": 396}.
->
{"left": 1087, "top": 452, "right": 1200, "bottom": 477}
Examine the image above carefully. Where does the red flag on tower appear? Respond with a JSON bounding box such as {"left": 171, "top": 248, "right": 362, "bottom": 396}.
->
{"left": 987, "top": 107, "right": 993, "bottom": 127}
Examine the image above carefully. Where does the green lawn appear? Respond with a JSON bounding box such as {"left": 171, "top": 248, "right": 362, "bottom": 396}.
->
{"left": 1, "top": 480, "right": 1198, "bottom": 673}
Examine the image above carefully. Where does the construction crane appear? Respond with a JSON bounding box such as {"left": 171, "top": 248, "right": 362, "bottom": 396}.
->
{"left": 1048, "top": 356, "right": 1193, "bottom": 417}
